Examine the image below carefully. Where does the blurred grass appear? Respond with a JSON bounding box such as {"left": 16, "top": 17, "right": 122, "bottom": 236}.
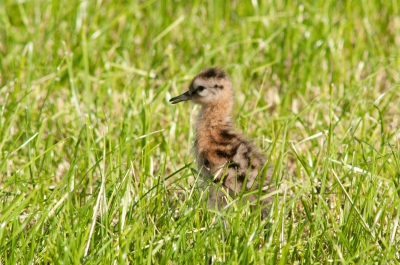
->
{"left": 1, "top": 0, "right": 399, "bottom": 264}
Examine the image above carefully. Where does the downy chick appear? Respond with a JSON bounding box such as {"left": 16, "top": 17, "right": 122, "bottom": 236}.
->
{"left": 170, "top": 68, "right": 273, "bottom": 218}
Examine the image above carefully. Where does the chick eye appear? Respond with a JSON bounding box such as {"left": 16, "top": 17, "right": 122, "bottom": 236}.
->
{"left": 197, "top": 86, "right": 206, "bottom": 92}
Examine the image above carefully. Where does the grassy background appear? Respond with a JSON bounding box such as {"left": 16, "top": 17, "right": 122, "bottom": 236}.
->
{"left": 1, "top": 0, "right": 399, "bottom": 263}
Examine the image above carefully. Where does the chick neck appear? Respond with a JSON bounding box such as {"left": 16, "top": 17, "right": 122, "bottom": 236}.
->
{"left": 196, "top": 98, "right": 233, "bottom": 129}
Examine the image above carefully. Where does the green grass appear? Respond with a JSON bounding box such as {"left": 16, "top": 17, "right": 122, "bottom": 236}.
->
{"left": 1, "top": 0, "right": 400, "bottom": 263}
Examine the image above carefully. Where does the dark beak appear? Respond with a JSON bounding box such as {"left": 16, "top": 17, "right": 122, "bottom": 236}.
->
{"left": 169, "top": 91, "right": 191, "bottom": 104}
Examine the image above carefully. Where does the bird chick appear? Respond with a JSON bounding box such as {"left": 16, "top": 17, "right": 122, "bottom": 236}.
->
{"left": 170, "top": 68, "right": 273, "bottom": 218}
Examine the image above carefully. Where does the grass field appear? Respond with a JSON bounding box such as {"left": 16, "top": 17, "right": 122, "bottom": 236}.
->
{"left": 1, "top": 0, "right": 400, "bottom": 263}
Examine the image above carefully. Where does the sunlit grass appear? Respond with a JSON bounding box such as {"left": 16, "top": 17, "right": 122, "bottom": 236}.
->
{"left": 1, "top": 0, "right": 399, "bottom": 264}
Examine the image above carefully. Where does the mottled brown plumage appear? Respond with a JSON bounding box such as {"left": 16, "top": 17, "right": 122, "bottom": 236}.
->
{"left": 170, "top": 68, "right": 273, "bottom": 218}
